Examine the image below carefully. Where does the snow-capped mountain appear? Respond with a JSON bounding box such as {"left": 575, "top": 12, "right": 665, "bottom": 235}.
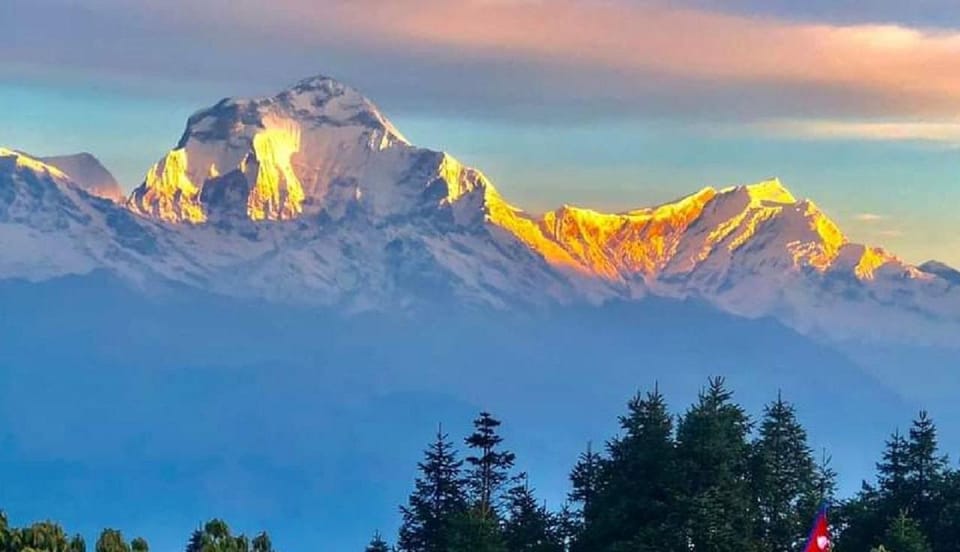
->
{"left": 2, "top": 76, "right": 959, "bottom": 345}
{"left": 128, "top": 76, "right": 449, "bottom": 224}
{"left": 920, "top": 260, "right": 960, "bottom": 285}
{"left": 492, "top": 178, "right": 960, "bottom": 343}
{"left": 0, "top": 147, "right": 190, "bottom": 284}
{"left": 40, "top": 152, "right": 124, "bottom": 202}
{"left": 0, "top": 144, "right": 578, "bottom": 311}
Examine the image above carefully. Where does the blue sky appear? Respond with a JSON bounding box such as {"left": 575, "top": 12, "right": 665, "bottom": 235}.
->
{"left": 1, "top": 0, "right": 959, "bottom": 265}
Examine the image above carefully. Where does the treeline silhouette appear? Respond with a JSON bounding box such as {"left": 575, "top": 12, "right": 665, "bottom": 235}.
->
{"left": 3, "top": 378, "right": 959, "bottom": 551}
{"left": 373, "top": 377, "right": 960, "bottom": 552}
{"left": 0, "top": 517, "right": 274, "bottom": 552}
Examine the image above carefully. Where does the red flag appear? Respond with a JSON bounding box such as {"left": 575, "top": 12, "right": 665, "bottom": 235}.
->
{"left": 803, "top": 507, "right": 831, "bottom": 552}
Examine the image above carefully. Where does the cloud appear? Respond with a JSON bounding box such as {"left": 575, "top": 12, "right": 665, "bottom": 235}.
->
{"left": 5, "top": 0, "right": 960, "bottom": 125}
{"left": 765, "top": 120, "right": 960, "bottom": 144}
{"left": 276, "top": 0, "right": 960, "bottom": 118}
{"left": 671, "top": 0, "right": 960, "bottom": 28}
{"left": 855, "top": 213, "right": 887, "bottom": 223}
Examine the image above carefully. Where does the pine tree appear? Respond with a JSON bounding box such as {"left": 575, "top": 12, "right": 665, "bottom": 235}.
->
{"left": 878, "top": 430, "right": 910, "bottom": 512}
{"left": 447, "top": 508, "right": 505, "bottom": 552}
{"left": 675, "top": 377, "right": 755, "bottom": 552}
{"left": 185, "top": 528, "right": 206, "bottom": 552}
{"left": 798, "top": 451, "right": 840, "bottom": 548}
{"left": 457, "top": 412, "right": 516, "bottom": 552}
{"left": 502, "top": 475, "right": 563, "bottom": 552}
{"left": 398, "top": 427, "right": 468, "bottom": 552}
{"left": 905, "top": 411, "right": 947, "bottom": 537}
{"left": 837, "top": 483, "right": 883, "bottom": 552}
{"left": 931, "top": 469, "right": 960, "bottom": 552}
{"left": 70, "top": 534, "right": 87, "bottom": 552}
{"left": 808, "top": 449, "right": 838, "bottom": 511}
{"left": 365, "top": 531, "right": 391, "bottom": 552}
{"left": 839, "top": 413, "right": 953, "bottom": 552}
{"left": 465, "top": 412, "right": 516, "bottom": 521}
{"left": 552, "top": 503, "right": 582, "bottom": 551}
{"left": 750, "top": 393, "right": 816, "bottom": 552}
{"left": 581, "top": 386, "right": 684, "bottom": 551}
{"left": 568, "top": 442, "right": 602, "bottom": 515}
{"left": 567, "top": 442, "right": 602, "bottom": 549}
{"left": 881, "top": 512, "right": 932, "bottom": 552}
{"left": 251, "top": 533, "right": 273, "bottom": 552}
{"left": 837, "top": 429, "right": 914, "bottom": 551}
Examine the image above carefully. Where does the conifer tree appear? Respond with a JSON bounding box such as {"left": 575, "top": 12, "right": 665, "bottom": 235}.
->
{"left": 839, "top": 429, "right": 913, "bottom": 551}
{"left": 931, "top": 469, "right": 960, "bottom": 552}
{"left": 365, "top": 531, "right": 391, "bottom": 552}
{"left": 568, "top": 442, "right": 602, "bottom": 516}
{"left": 878, "top": 430, "right": 910, "bottom": 512}
{"left": 905, "top": 411, "right": 948, "bottom": 537}
{"left": 465, "top": 412, "right": 516, "bottom": 521}
{"left": 676, "top": 377, "right": 755, "bottom": 552}
{"left": 185, "top": 529, "right": 206, "bottom": 552}
{"left": 750, "top": 393, "right": 816, "bottom": 552}
{"left": 581, "top": 387, "right": 684, "bottom": 551}
{"left": 398, "top": 427, "right": 467, "bottom": 552}
{"left": 882, "top": 512, "right": 932, "bottom": 552}
{"left": 552, "top": 503, "right": 582, "bottom": 551}
{"left": 130, "top": 538, "right": 148, "bottom": 552}
{"left": 251, "top": 533, "right": 273, "bottom": 552}
{"left": 447, "top": 508, "right": 505, "bottom": 552}
{"left": 808, "top": 449, "right": 838, "bottom": 511}
{"left": 69, "top": 534, "right": 87, "bottom": 552}
{"left": 566, "top": 442, "right": 602, "bottom": 549}
{"left": 839, "top": 414, "right": 953, "bottom": 552}
{"left": 502, "top": 476, "right": 563, "bottom": 552}
{"left": 455, "top": 412, "right": 516, "bottom": 552}
{"left": 837, "top": 484, "right": 883, "bottom": 552}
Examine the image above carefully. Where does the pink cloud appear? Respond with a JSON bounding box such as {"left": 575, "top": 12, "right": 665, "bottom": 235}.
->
{"left": 8, "top": 0, "right": 960, "bottom": 123}
{"left": 289, "top": 0, "right": 960, "bottom": 117}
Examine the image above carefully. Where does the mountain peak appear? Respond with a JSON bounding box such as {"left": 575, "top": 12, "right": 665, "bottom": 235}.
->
{"left": 724, "top": 177, "right": 796, "bottom": 205}
{"left": 919, "top": 260, "right": 960, "bottom": 284}
{"left": 39, "top": 152, "right": 124, "bottom": 202}
{"left": 288, "top": 74, "right": 346, "bottom": 94}
{"left": 278, "top": 74, "right": 408, "bottom": 145}
{"left": 0, "top": 148, "right": 69, "bottom": 181}
{"left": 130, "top": 73, "right": 418, "bottom": 223}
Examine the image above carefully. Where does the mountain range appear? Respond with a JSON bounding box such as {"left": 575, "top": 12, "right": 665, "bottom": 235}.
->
{"left": 1, "top": 75, "right": 958, "bottom": 347}
{"left": 4, "top": 74, "right": 960, "bottom": 551}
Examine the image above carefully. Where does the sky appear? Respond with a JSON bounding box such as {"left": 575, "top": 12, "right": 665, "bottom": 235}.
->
{"left": 1, "top": 0, "right": 959, "bottom": 265}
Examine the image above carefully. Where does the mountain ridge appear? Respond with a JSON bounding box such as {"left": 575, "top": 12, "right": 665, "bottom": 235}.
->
{"left": 39, "top": 152, "right": 124, "bottom": 202}
{"left": 1, "top": 76, "right": 958, "bottom": 346}
{"left": 920, "top": 260, "right": 960, "bottom": 285}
